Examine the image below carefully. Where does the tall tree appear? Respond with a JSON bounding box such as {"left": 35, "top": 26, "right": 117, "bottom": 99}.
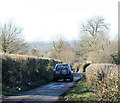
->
{"left": 0, "top": 20, "right": 28, "bottom": 54}
{"left": 81, "top": 16, "right": 109, "bottom": 38}
{"left": 81, "top": 16, "right": 109, "bottom": 50}
{"left": 74, "top": 16, "right": 110, "bottom": 62}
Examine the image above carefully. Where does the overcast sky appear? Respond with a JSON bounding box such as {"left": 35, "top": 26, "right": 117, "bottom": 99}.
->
{"left": 0, "top": 0, "right": 119, "bottom": 41}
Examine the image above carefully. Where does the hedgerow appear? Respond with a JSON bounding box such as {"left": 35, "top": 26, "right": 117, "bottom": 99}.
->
{"left": 2, "top": 53, "right": 60, "bottom": 95}
{"left": 86, "top": 64, "right": 120, "bottom": 102}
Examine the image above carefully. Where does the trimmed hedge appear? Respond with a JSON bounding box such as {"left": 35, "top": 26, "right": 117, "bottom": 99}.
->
{"left": 86, "top": 64, "right": 119, "bottom": 102}
{"left": 82, "top": 63, "right": 91, "bottom": 72}
{"left": 2, "top": 53, "right": 60, "bottom": 95}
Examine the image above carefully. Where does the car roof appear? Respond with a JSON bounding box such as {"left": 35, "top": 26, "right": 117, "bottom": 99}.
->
{"left": 56, "top": 63, "right": 69, "bottom": 66}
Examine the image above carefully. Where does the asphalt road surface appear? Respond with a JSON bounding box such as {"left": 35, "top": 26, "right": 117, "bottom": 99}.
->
{"left": 2, "top": 73, "right": 85, "bottom": 103}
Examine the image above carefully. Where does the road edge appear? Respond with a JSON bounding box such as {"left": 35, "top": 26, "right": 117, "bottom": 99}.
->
{"left": 57, "top": 75, "right": 85, "bottom": 102}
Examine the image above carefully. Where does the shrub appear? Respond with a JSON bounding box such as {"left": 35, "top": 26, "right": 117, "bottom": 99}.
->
{"left": 86, "top": 64, "right": 119, "bottom": 102}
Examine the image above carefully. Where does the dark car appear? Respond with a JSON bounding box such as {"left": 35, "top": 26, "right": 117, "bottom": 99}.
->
{"left": 53, "top": 63, "right": 74, "bottom": 82}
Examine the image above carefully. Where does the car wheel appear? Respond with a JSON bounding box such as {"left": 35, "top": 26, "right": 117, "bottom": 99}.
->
{"left": 70, "top": 77, "right": 73, "bottom": 82}
{"left": 63, "top": 79, "right": 66, "bottom": 82}
{"left": 53, "top": 78, "right": 58, "bottom": 82}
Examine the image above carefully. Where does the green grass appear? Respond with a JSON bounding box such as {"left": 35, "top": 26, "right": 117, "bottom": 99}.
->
{"left": 63, "top": 81, "right": 99, "bottom": 101}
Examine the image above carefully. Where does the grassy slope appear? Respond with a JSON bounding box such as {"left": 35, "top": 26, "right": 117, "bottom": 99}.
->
{"left": 63, "top": 80, "right": 98, "bottom": 101}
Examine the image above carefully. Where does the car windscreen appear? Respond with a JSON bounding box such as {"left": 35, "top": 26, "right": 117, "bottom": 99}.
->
{"left": 56, "top": 65, "right": 68, "bottom": 71}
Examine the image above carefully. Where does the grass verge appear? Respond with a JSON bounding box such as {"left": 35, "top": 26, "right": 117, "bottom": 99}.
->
{"left": 62, "top": 80, "right": 98, "bottom": 102}
{"left": 2, "top": 80, "right": 48, "bottom": 97}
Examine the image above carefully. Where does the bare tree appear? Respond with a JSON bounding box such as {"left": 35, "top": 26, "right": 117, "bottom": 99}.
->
{"left": 81, "top": 16, "right": 109, "bottom": 49}
{"left": 81, "top": 16, "right": 109, "bottom": 39}
{"left": 74, "top": 16, "right": 110, "bottom": 63}
{"left": 0, "top": 20, "right": 28, "bottom": 54}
